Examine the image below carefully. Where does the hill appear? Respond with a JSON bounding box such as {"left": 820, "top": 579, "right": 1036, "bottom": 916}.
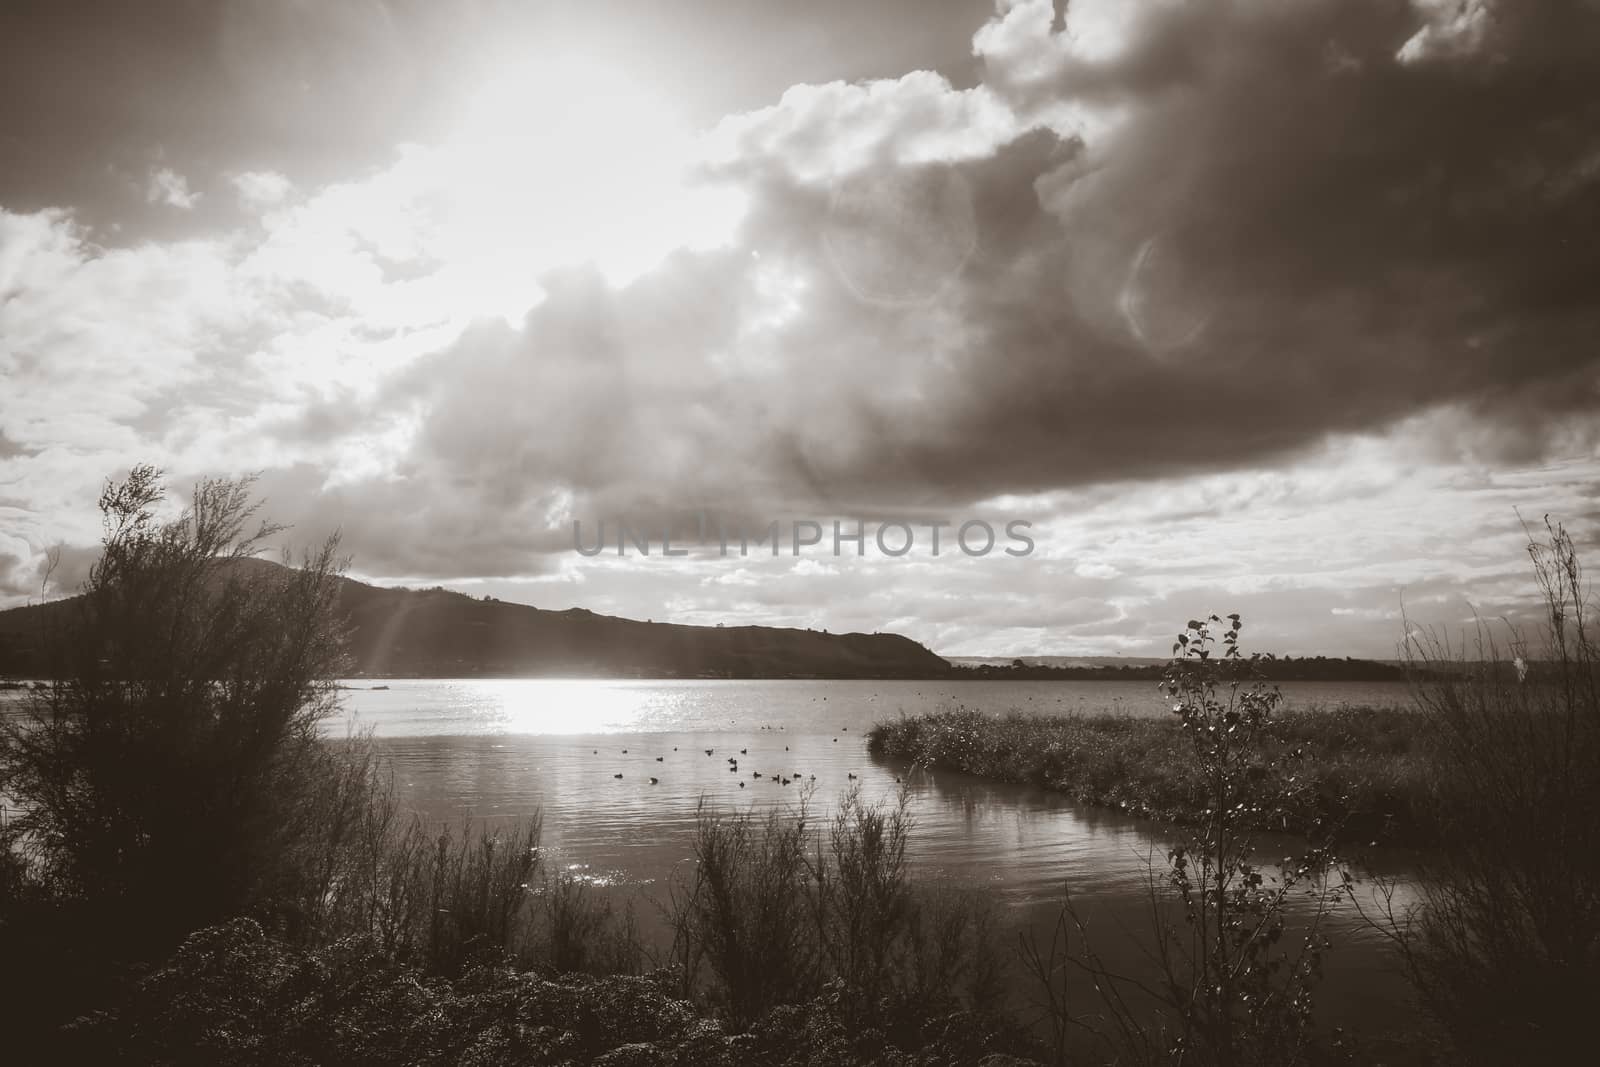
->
{"left": 0, "top": 561, "right": 949, "bottom": 680}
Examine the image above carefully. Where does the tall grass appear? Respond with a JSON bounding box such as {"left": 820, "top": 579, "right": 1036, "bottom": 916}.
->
{"left": 279, "top": 735, "right": 646, "bottom": 981}
{"left": 1372, "top": 518, "right": 1600, "bottom": 1064}
{"left": 662, "top": 784, "right": 1009, "bottom": 1035}
{"left": 537, "top": 867, "right": 642, "bottom": 976}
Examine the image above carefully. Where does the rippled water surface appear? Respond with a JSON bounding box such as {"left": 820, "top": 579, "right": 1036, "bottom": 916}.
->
{"left": 331, "top": 678, "right": 1424, "bottom": 1035}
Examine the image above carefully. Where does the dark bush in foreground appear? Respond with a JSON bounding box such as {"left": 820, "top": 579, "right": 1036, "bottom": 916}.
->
{"left": 0, "top": 471, "right": 562, "bottom": 1052}
{"left": 0, "top": 467, "right": 351, "bottom": 951}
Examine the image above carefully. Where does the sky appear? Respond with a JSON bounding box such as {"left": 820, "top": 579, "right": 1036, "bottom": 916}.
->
{"left": 2, "top": 0, "right": 1598, "bottom": 658}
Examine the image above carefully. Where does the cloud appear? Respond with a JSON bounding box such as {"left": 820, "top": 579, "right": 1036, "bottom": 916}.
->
{"left": 704, "top": 71, "right": 1021, "bottom": 181}
{"left": 146, "top": 166, "right": 200, "bottom": 209}
{"left": 231, "top": 169, "right": 293, "bottom": 209}
{"left": 0, "top": 528, "right": 47, "bottom": 599}
{"left": 312, "top": 0, "right": 1600, "bottom": 543}
{"left": 4, "top": 0, "right": 1599, "bottom": 655}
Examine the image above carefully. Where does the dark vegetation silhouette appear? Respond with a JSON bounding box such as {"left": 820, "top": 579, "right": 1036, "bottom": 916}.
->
{"left": 1, "top": 465, "right": 353, "bottom": 1032}
{"left": 1358, "top": 518, "right": 1600, "bottom": 1065}
{"left": 1016, "top": 617, "right": 1353, "bottom": 1067}
{"left": 0, "top": 469, "right": 554, "bottom": 1055}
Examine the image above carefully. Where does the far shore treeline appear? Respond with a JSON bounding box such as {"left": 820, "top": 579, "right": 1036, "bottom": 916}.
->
{"left": 0, "top": 564, "right": 1419, "bottom": 682}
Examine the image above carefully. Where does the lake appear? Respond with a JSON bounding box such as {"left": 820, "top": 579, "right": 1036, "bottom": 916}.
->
{"left": 332, "top": 678, "right": 1427, "bottom": 1043}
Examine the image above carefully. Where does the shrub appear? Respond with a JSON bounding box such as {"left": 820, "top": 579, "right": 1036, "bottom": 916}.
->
{"left": 0, "top": 467, "right": 349, "bottom": 940}
{"left": 810, "top": 783, "right": 914, "bottom": 1006}
{"left": 668, "top": 796, "right": 819, "bottom": 1026}
{"left": 0, "top": 467, "right": 362, "bottom": 1051}
{"left": 1026, "top": 615, "right": 1349, "bottom": 1067}
{"left": 68, "top": 916, "right": 1043, "bottom": 1066}
{"left": 0, "top": 469, "right": 575, "bottom": 1054}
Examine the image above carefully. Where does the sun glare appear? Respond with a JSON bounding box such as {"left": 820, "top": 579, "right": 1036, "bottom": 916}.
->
{"left": 437, "top": 58, "right": 746, "bottom": 300}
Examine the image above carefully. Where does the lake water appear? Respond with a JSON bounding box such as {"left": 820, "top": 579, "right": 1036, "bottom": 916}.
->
{"left": 331, "top": 678, "right": 1427, "bottom": 1043}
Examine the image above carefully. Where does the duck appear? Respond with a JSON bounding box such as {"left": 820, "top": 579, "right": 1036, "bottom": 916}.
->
{"left": 614, "top": 773, "right": 624, "bottom": 779}
{"left": 649, "top": 777, "right": 659, "bottom": 785}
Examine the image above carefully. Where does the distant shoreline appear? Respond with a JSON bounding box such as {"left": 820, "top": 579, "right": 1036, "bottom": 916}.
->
{"left": 7, "top": 662, "right": 1421, "bottom": 686}
{"left": 319, "top": 660, "right": 1418, "bottom": 684}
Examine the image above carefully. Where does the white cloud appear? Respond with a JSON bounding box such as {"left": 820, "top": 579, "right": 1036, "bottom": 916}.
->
{"left": 704, "top": 71, "right": 1021, "bottom": 181}
{"left": 1398, "top": 0, "right": 1496, "bottom": 63}
{"left": 147, "top": 166, "right": 201, "bottom": 209}
{"left": 230, "top": 169, "right": 293, "bottom": 209}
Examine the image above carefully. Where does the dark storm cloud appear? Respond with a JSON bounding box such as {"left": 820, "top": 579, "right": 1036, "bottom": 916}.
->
{"left": 0, "top": 0, "right": 438, "bottom": 242}
{"left": 329, "top": 0, "right": 1596, "bottom": 537}
{"left": 911, "top": 0, "right": 1600, "bottom": 500}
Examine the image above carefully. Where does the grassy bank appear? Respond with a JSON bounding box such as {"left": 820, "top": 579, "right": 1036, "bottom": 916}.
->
{"left": 868, "top": 704, "right": 1434, "bottom": 845}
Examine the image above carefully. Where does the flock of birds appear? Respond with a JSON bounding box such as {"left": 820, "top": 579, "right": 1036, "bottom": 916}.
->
{"left": 596, "top": 723, "right": 880, "bottom": 789}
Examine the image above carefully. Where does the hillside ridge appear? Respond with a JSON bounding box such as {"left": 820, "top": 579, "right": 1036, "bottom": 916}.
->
{"left": 0, "top": 559, "right": 949, "bottom": 680}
